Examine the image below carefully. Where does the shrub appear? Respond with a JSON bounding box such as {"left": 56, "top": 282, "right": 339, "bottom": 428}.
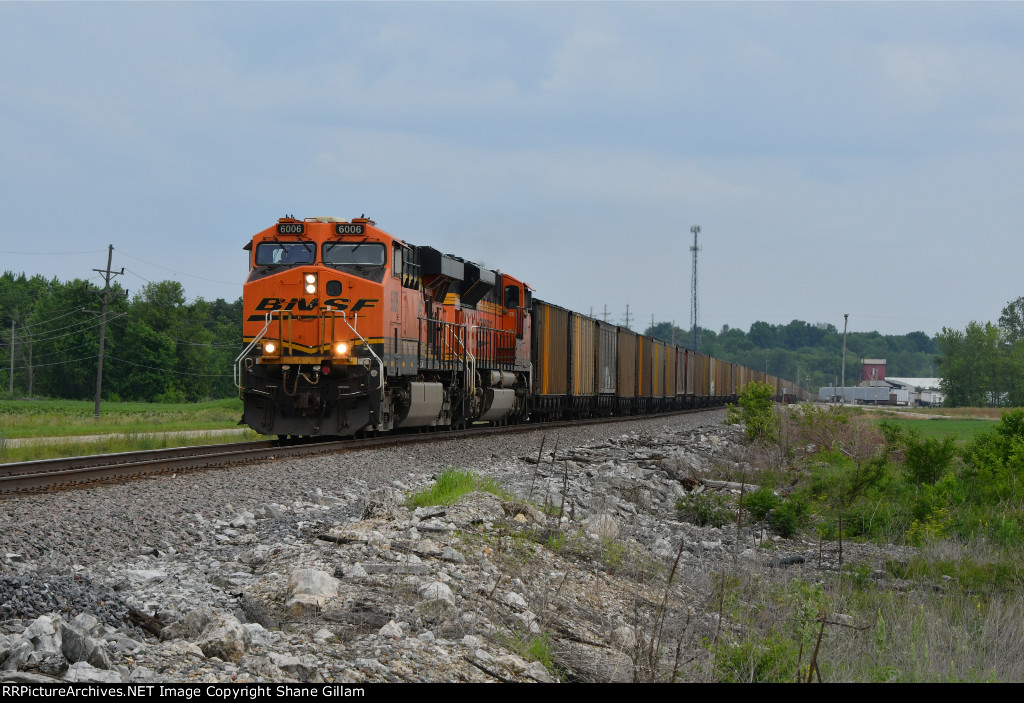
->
{"left": 742, "top": 487, "right": 779, "bottom": 521}
{"left": 903, "top": 433, "right": 958, "bottom": 485}
{"left": 676, "top": 492, "right": 734, "bottom": 527}
{"left": 732, "top": 381, "right": 778, "bottom": 444}
{"left": 770, "top": 497, "right": 808, "bottom": 538}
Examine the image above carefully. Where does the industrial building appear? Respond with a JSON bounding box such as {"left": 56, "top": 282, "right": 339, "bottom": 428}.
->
{"left": 818, "top": 358, "right": 944, "bottom": 406}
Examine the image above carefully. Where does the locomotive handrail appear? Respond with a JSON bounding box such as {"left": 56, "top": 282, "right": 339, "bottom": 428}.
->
{"left": 338, "top": 310, "right": 385, "bottom": 393}
{"left": 234, "top": 313, "right": 272, "bottom": 391}
{"left": 462, "top": 325, "right": 476, "bottom": 398}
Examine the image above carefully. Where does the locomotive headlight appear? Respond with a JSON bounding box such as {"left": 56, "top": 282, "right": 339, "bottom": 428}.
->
{"left": 304, "top": 273, "right": 317, "bottom": 295}
{"left": 334, "top": 342, "right": 348, "bottom": 355}
{"left": 263, "top": 341, "right": 277, "bottom": 355}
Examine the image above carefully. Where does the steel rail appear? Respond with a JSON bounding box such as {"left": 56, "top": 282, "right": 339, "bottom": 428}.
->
{"left": 0, "top": 408, "right": 716, "bottom": 495}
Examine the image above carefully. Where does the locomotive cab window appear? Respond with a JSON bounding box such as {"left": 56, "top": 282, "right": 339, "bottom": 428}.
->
{"left": 392, "top": 243, "right": 403, "bottom": 278}
{"left": 504, "top": 285, "right": 520, "bottom": 309}
{"left": 255, "top": 242, "right": 315, "bottom": 266}
{"left": 322, "top": 242, "right": 386, "bottom": 266}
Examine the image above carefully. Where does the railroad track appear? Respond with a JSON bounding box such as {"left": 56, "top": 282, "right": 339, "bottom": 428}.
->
{"left": 0, "top": 409, "right": 717, "bottom": 495}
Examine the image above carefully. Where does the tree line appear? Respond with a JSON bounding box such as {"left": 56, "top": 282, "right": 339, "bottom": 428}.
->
{"left": 644, "top": 319, "right": 938, "bottom": 392}
{"left": 1, "top": 269, "right": 948, "bottom": 404}
{"left": 0, "top": 272, "right": 240, "bottom": 402}
{"left": 935, "top": 297, "right": 1024, "bottom": 407}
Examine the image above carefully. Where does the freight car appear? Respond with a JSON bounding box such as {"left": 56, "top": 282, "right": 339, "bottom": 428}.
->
{"left": 236, "top": 216, "right": 804, "bottom": 437}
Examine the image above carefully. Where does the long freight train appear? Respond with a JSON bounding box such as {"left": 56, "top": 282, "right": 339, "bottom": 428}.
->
{"left": 236, "top": 216, "right": 805, "bottom": 437}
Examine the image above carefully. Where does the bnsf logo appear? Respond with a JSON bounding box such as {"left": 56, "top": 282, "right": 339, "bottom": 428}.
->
{"left": 255, "top": 297, "right": 378, "bottom": 312}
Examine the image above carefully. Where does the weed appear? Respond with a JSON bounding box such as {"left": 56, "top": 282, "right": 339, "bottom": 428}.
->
{"left": 405, "top": 468, "right": 511, "bottom": 508}
{"left": 729, "top": 381, "right": 778, "bottom": 444}
{"left": 600, "top": 538, "right": 626, "bottom": 572}
{"left": 675, "top": 492, "right": 734, "bottom": 527}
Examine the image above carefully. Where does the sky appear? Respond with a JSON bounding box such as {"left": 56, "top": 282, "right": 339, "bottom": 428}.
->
{"left": 2, "top": 1, "right": 1023, "bottom": 338}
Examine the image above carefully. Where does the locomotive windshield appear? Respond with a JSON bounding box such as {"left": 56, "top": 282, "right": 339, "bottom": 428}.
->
{"left": 323, "top": 242, "right": 386, "bottom": 266}
{"left": 255, "top": 242, "right": 316, "bottom": 266}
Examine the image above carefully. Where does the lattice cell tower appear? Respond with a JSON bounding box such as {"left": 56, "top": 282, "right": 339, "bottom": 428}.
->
{"left": 689, "top": 225, "right": 701, "bottom": 351}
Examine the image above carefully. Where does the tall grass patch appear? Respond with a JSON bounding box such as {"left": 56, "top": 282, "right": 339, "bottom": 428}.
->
{"left": 405, "top": 468, "right": 511, "bottom": 508}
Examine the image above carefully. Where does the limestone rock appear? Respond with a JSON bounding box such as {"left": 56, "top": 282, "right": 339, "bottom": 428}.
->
{"left": 418, "top": 581, "right": 455, "bottom": 606}
{"left": 160, "top": 606, "right": 215, "bottom": 641}
{"left": 440, "top": 546, "right": 466, "bottom": 564}
{"left": 63, "top": 662, "right": 122, "bottom": 683}
{"left": 59, "top": 622, "right": 111, "bottom": 670}
{"left": 504, "top": 592, "right": 528, "bottom": 609}
{"left": 584, "top": 514, "right": 620, "bottom": 540}
{"left": 285, "top": 569, "right": 340, "bottom": 616}
{"left": 24, "top": 615, "right": 61, "bottom": 653}
{"left": 195, "top": 613, "right": 251, "bottom": 663}
{"left": 378, "top": 620, "right": 403, "bottom": 639}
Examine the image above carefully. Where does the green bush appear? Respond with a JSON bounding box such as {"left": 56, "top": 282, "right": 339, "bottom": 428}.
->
{"left": 904, "top": 433, "right": 958, "bottom": 485}
{"left": 731, "top": 381, "right": 778, "bottom": 444}
{"left": 742, "top": 487, "right": 779, "bottom": 521}
{"left": 770, "top": 497, "right": 808, "bottom": 538}
{"left": 676, "top": 492, "right": 735, "bottom": 527}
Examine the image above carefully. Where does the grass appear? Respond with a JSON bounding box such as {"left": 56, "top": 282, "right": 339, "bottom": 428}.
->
{"left": 0, "top": 397, "right": 245, "bottom": 439}
{"left": 0, "top": 430, "right": 261, "bottom": 464}
{"left": 405, "top": 468, "right": 512, "bottom": 508}
{"left": 872, "top": 417, "right": 996, "bottom": 443}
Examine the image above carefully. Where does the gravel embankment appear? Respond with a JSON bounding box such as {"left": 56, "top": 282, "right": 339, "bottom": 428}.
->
{"left": 0, "top": 410, "right": 915, "bottom": 684}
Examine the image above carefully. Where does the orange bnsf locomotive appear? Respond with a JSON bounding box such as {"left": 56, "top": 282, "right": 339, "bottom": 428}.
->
{"left": 237, "top": 215, "right": 806, "bottom": 438}
{"left": 237, "top": 216, "right": 531, "bottom": 437}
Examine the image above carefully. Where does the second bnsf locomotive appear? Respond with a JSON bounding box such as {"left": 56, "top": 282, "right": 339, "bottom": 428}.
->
{"left": 237, "top": 215, "right": 804, "bottom": 438}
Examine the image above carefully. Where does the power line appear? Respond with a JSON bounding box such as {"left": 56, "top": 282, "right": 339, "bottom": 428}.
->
{"left": 117, "top": 249, "right": 235, "bottom": 287}
{"left": 8, "top": 355, "right": 99, "bottom": 370}
{"left": 107, "top": 317, "right": 240, "bottom": 348}
{"left": 15, "top": 308, "right": 84, "bottom": 332}
{"left": 106, "top": 356, "right": 232, "bottom": 377}
{"left": 27, "top": 314, "right": 127, "bottom": 344}
{"left": 0, "top": 249, "right": 104, "bottom": 256}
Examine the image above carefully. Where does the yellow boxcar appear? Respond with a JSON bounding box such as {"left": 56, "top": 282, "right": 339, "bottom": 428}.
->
{"left": 651, "top": 340, "right": 664, "bottom": 398}
{"left": 533, "top": 301, "right": 568, "bottom": 396}
{"left": 569, "top": 312, "right": 597, "bottom": 396}
{"left": 597, "top": 321, "right": 617, "bottom": 395}
{"left": 617, "top": 328, "right": 637, "bottom": 398}
{"left": 637, "top": 335, "right": 653, "bottom": 398}
{"left": 665, "top": 345, "right": 677, "bottom": 400}
{"left": 690, "top": 351, "right": 710, "bottom": 397}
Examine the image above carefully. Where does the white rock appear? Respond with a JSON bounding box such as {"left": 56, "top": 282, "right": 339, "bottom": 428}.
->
{"left": 418, "top": 581, "right": 455, "bottom": 606}
{"left": 125, "top": 569, "right": 167, "bottom": 586}
{"left": 242, "top": 623, "right": 277, "bottom": 648}
{"left": 63, "top": 662, "right": 122, "bottom": 683}
{"left": 285, "top": 569, "right": 340, "bottom": 615}
{"left": 378, "top": 620, "right": 403, "bottom": 638}
{"left": 441, "top": 546, "right": 466, "bottom": 564}
{"left": 196, "top": 613, "right": 251, "bottom": 663}
{"left": 504, "top": 592, "right": 528, "bottom": 609}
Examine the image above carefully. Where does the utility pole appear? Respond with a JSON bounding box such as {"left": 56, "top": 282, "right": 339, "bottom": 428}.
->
{"left": 602, "top": 304, "right": 609, "bottom": 323}
{"left": 8, "top": 320, "right": 13, "bottom": 395}
{"left": 89, "top": 245, "right": 125, "bottom": 419}
{"left": 623, "top": 304, "right": 633, "bottom": 330}
{"left": 689, "top": 225, "right": 701, "bottom": 351}
{"left": 840, "top": 313, "right": 849, "bottom": 406}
